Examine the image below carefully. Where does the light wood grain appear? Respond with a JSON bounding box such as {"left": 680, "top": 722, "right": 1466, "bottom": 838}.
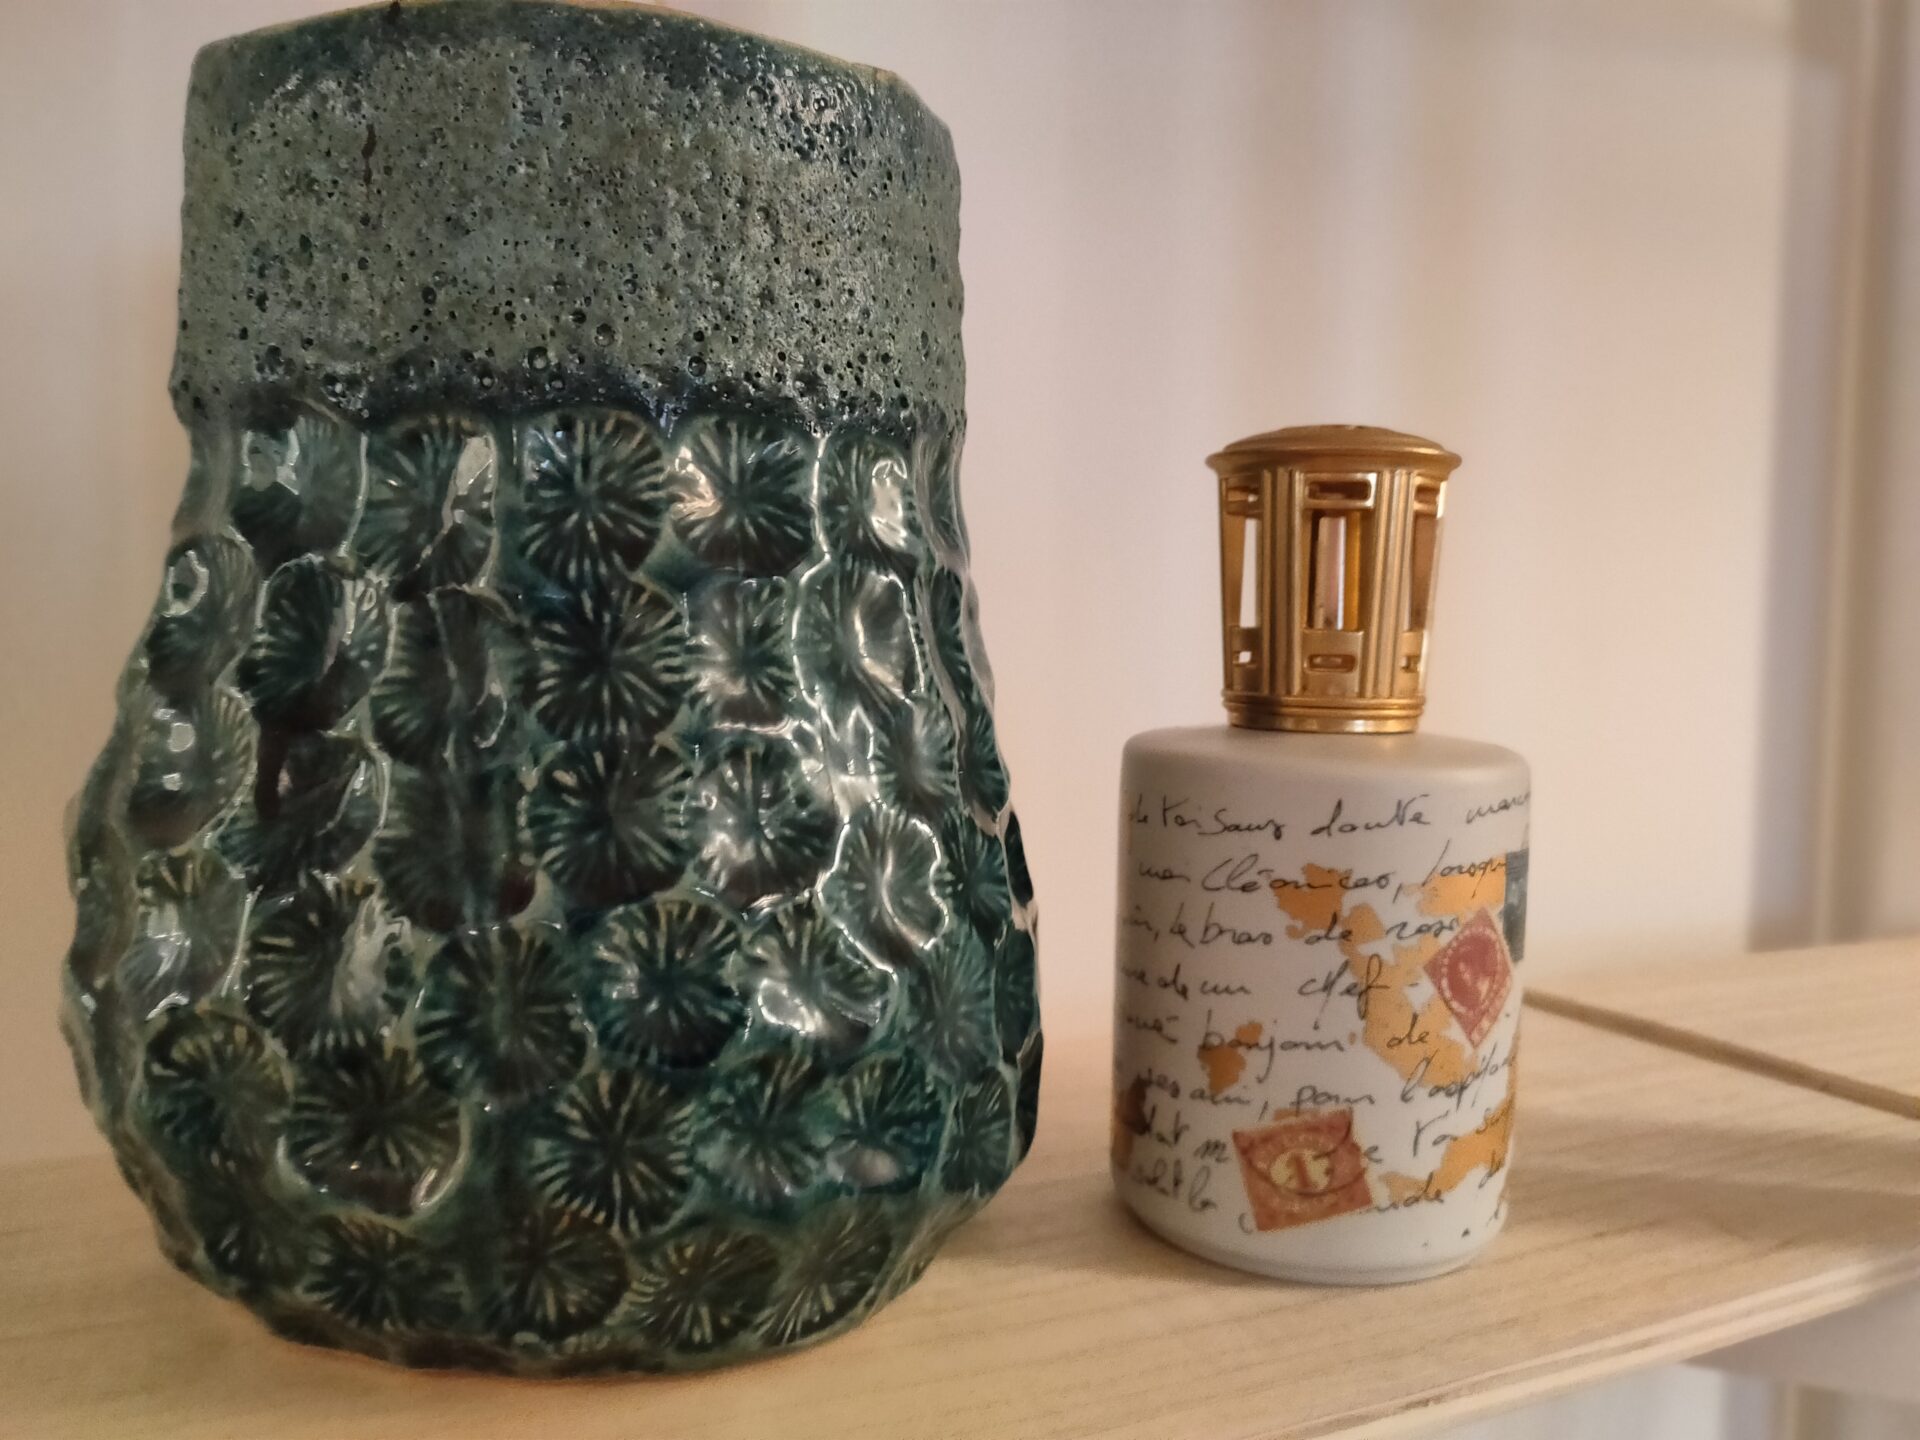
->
{"left": 1529, "top": 991, "right": 1920, "bottom": 1120}
{"left": 3, "top": 1009, "right": 1918, "bottom": 1440}
{"left": 1532, "top": 936, "right": 1920, "bottom": 1116}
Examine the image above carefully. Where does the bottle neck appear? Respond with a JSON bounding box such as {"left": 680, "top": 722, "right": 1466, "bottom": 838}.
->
{"left": 1225, "top": 698, "right": 1423, "bottom": 735}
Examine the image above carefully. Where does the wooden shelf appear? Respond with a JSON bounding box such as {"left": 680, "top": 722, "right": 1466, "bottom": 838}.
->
{"left": 1533, "top": 936, "right": 1920, "bottom": 1119}
{"left": 4, "top": 951, "right": 1919, "bottom": 1440}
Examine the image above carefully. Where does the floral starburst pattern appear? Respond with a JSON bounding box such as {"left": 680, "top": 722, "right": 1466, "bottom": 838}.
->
{"left": 143, "top": 533, "right": 258, "bottom": 702}
{"left": 230, "top": 411, "right": 363, "bottom": 572}
{"left": 698, "top": 1051, "right": 834, "bottom": 1211}
{"left": 826, "top": 1052, "right": 944, "bottom": 1192}
{"left": 243, "top": 873, "right": 406, "bottom": 1055}
{"left": 687, "top": 575, "right": 794, "bottom": 728}
{"left": 357, "top": 416, "right": 495, "bottom": 590}
{"left": 957, "top": 701, "right": 1011, "bottom": 820}
{"left": 415, "top": 925, "right": 587, "bottom": 1100}
{"left": 625, "top": 1225, "right": 778, "bottom": 1352}
{"left": 125, "top": 688, "right": 255, "bottom": 852}
{"left": 821, "top": 803, "right": 947, "bottom": 967}
{"left": 188, "top": 1175, "right": 306, "bottom": 1294}
{"left": 872, "top": 700, "right": 959, "bottom": 818}
{"left": 689, "top": 741, "right": 835, "bottom": 910}
{"left": 526, "top": 1069, "right": 694, "bottom": 1236}
{"left": 817, "top": 431, "right": 920, "bottom": 573}
{"left": 119, "top": 849, "right": 246, "bottom": 1021}
{"left": 673, "top": 416, "right": 815, "bottom": 576}
{"left": 286, "top": 1043, "right": 463, "bottom": 1216}
{"left": 737, "top": 902, "right": 894, "bottom": 1055}
{"left": 238, "top": 556, "right": 391, "bottom": 732}
{"left": 138, "top": 1007, "right": 290, "bottom": 1174}
{"left": 513, "top": 410, "right": 670, "bottom": 588}
{"left": 940, "top": 1070, "right": 1015, "bottom": 1196}
{"left": 525, "top": 578, "right": 687, "bottom": 744}
{"left": 793, "top": 566, "right": 919, "bottom": 720}
{"left": 761, "top": 1200, "right": 895, "bottom": 1346}
{"left": 526, "top": 742, "right": 691, "bottom": 909}
{"left": 583, "top": 899, "right": 741, "bottom": 1070}
{"left": 905, "top": 927, "right": 998, "bottom": 1083}
{"left": 942, "top": 814, "right": 1013, "bottom": 944}
{"left": 67, "top": 395, "right": 1037, "bottom": 1372}
{"left": 482, "top": 1203, "right": 628, "bottom": 1342}
{"left": 305, "top": 1216, "right": 462, "bottom": 1333}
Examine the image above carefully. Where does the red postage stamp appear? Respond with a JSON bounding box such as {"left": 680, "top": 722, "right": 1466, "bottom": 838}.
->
{"left": 1425, "top": 907, "right": 1514, "bottom": 1049}
{"left": 1231, "top": 1108, "right": 1372, "bottom": 1232}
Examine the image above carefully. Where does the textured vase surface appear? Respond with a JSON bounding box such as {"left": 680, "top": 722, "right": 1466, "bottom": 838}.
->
{"left": 59, "top": 0, "right": 1039, "bottom": 1374}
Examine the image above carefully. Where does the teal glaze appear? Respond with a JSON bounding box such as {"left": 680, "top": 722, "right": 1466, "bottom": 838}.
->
{"left": 61, "top": 0, "right": 1038, "bottom": 1376}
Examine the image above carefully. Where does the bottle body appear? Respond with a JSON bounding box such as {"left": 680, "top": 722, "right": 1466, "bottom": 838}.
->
{"left": 1112, "top": 725, "right": 1530, "bottom": 1283}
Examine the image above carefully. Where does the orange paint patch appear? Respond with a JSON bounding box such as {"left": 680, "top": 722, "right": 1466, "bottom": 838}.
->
{"left": 1111, "top": 1075, "right": 1150, "bottom": 1169}
{"left": 1269, "top": 863, "right": 1488, "bottom": 1106}
{"left": 1381, "top": 1171, "right": 1436, "bottom": 1205}
{"left": 1420, "top": 856, "right": 1507, "bottom": 921}
{"left": 1344, "top": 901, "right": 1386, "bottom": 946}
{"left": 1267, "top": 864, "right": 1474, "bottom": 1098}
{"left": 1427, "top": 1092, "right": 1516, "bottom": 1194}
{"left": 1197, "top": 1021, "right": 1264, "bottom": 1096}
{"left": 1268, "top": 863, "right": 1351, "bottom": 935}
{"left": 1347, "top": 927, "right": 1474, "bottom": 1093}
{"left": 1387, "top": 1065, "right": 1519, "bottom": 1201}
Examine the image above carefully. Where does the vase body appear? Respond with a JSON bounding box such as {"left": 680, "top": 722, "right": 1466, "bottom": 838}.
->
{"left": 1112, "top": 727, "right": 1527, "bottom": 1282}
{"left": 59, "top": 0, "right": 1039, "bottom": 1374}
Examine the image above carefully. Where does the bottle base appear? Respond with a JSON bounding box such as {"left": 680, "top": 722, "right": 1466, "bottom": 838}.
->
{"left": 1122, "top": 1195, "right": 1495, "bottom": 1286}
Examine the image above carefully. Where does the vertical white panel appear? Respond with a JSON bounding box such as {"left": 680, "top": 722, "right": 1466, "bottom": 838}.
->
{"left": 1836, "top": 0, "right": 1920, "bottom": 938}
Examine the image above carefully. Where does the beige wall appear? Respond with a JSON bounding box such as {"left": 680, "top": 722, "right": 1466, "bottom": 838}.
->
{"left": 0, "top": 0, "right": 1901, "bottom": 1153}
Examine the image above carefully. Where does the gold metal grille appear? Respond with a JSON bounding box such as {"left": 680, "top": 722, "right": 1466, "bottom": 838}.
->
{"left": 1207, "top": 425, "right": 1462, "bottom": 734}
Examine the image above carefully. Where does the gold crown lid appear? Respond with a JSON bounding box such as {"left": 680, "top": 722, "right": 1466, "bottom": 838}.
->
{"left": 1208, "top": 424, "right": 1462, "bottom": 734}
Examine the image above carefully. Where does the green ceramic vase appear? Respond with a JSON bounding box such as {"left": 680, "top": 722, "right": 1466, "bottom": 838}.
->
{"left": 60, "top": 0, "right": 1039, "bottom": 1374}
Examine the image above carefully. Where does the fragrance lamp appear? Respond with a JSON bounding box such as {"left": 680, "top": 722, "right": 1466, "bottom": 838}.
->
{"left": 1112, "top": 425, "right": 1530, "bottom": 1283}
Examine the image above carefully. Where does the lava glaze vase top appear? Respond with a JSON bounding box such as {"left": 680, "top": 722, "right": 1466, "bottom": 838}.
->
{"left": 60, "top": 0, "right": 1039, "bottom": 1374}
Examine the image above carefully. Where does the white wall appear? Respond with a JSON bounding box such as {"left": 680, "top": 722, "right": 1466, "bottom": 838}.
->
{"left": 0, "top": 1, "right": 1909, "bottom": 1433}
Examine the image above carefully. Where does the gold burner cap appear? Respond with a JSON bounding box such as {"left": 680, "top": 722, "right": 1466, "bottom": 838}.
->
{"left": 1208, "top": 424, "right": 1463, "bottom": 735}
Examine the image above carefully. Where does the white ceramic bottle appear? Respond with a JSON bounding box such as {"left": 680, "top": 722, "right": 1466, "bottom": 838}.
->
{"left": 1112, "top": 426, "right": 1530, "bottom": 1284}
